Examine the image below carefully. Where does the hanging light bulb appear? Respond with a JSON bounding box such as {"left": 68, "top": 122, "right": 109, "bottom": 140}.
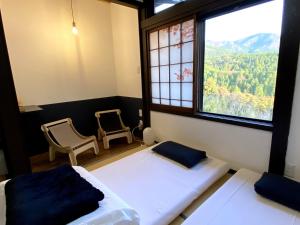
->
{"left": 72, "top": 21, "right": 78, "bottom": 35}
{"left": 71, "top": 0, "right": 78, "bottom": 35}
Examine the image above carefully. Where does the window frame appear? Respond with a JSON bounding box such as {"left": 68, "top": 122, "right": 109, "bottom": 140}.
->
{"left": 148, "top": 16, "right": 197, "bottom": 113}
{"left": 145, "top": 0, "right": 289, "bottom": 131}
{"left": 196, "top": 3, "right": 282, "bottom": 126}
{"left": 140, "top": 0, "right": 300, "bottom": 176}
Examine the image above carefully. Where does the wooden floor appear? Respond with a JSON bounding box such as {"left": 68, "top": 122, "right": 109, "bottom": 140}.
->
{"left": 30, "top": 139, "right": 142, "bottom": 173}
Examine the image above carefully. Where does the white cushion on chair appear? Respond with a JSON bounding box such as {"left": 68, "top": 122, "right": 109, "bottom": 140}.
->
{"left": 49, "top": 123, "right": 84, "bottom": 148}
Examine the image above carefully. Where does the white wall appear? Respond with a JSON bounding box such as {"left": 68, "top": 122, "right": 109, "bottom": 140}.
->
{"left": 111, "top": 3, "right": 142, "bottom": 98}
{"left": 0, "top": 0, "right": 117, "bottom": 105}
{"left": 0, "top": 0, "right": 141, "bottom": 105}
{"left": 286, "top": 48, "right": 300, "bottom": 181}
{"left": 151, "top": 111, "right": 272, "bottom": 173}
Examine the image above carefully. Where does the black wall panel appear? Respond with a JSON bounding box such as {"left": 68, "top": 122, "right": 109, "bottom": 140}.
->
{"left": 21, "top": 96, "right": 142, "bottom": 156}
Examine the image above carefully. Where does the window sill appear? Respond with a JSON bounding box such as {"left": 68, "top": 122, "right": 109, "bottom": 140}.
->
{"left": 194, "top": 112, "right": 273, "bottom": 131}
{"left": 151, "top": 106, "right": 274, "bottom": 131}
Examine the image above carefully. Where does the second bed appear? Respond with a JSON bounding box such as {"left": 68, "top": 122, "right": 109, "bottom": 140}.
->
{"left": 182, "top": 168, "right": 300, "bottom": 225}
{"left": 91, "top": 144, "right": 229, "bottom": 225}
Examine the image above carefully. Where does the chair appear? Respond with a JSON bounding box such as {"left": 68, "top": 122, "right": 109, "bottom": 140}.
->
{"left": 41, "top": 118, "right": 99, "bottom": 166}
{"left": 95, "top": 109, "right": 132, "bottom": 149}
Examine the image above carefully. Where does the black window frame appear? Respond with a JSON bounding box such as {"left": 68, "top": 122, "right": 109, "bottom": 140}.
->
{"left": 195, "top": 2, "right": 283, "bottom": 129}
{"left": 142, "top": 0, "right": 297, "bottom": 131}
{"left": 139, "top": 0, "right": 300, "bottom": 175}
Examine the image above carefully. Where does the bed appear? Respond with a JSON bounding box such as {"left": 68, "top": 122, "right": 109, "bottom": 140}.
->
{"left": 91, "top": 145, "right": 229, "bottom": 225}
{"left": 0, "top": 166, "right": 139, "bottom": 225}
{"left": 183, "top": 168, "right": 300, "bottom": 225}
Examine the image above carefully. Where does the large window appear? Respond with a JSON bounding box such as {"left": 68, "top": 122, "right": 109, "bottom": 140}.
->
{"left": 149, "top": 0, "right": 284, "bottom": 122}
{"left": 202, "top": 0, "right": 283, "bottom": 121}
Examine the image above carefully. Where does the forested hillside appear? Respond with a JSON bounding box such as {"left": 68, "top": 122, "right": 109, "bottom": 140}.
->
{"left": 203, "top": 33, "right": 280, "bottom": 120}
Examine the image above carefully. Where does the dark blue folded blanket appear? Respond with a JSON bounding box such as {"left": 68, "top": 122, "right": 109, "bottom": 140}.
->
{"left": 5, "top": 165, "right": 104, "bottom": 225}
{"left": 254, "top": 172, "right": 300, "bottom": 211}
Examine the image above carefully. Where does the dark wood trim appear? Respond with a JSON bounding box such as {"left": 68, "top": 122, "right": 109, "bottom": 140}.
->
{"left": 268, "top": 0, "right": 300, "bottom": 174}
{"left": 147, "top": 16, "right": 195, "bottom": 34}
{"left": 196, "top": 19, "right": 205, "bottom": 112}
{"left": 157, "top": 27, "right": 161, "bottom": 104}
{"left": 151, "top": 104, "right": 193, "bottom": 114}
{"left": 141, "top": 0, "right": 270, "bottom": 30}
{"left": 0, "top": 11, "right": 31, "bottom": 177}
{"left": 144, "top": 0, "right": 155, "bottom": 19}
{"left": 139, "top": 9, "right": 151, "bottom": 127}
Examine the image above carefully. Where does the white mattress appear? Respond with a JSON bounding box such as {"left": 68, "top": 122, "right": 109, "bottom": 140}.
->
{"left": 0, "top": 166, "right": 139, "bottom": 225}
{"left": 91, "top": 146, "right": 229, "bottom": 225}
{"left": 183, "top": 169, "right": 300, "bottom": 225}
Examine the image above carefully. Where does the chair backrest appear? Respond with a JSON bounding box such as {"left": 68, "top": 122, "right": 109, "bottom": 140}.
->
{"left": 95, "top": 109, "right": 126, "bottom": 132}
{"left": 41, "top": 118, "right": 82, "bottom": 147}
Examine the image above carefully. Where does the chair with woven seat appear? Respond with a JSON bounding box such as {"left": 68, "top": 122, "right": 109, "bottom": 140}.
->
{"left": 41, "top": 118, "right": 99, "bottom": 166}
{"left": 95, "top": 109, "right": 132, "bottom": 149}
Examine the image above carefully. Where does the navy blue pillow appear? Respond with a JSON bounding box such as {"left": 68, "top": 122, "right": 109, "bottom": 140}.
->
{"left": 254, "top": 172, "right": 300, "bottom": 211}
{"left": 152, "top": 141, "right": 207, "bottom": 168}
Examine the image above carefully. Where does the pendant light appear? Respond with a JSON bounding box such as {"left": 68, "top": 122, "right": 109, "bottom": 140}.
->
{"left": 71, "top": 0, "right": 78, "bottom": 35}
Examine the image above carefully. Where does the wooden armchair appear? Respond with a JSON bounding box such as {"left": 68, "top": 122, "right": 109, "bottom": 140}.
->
{"left": 41, "top": 118, "right": 99, "bottom": 166}
{"left": 95, "top": 109, "right": 132, "bottom": 149}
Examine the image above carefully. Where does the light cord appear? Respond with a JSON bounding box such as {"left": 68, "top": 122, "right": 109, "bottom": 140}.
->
{"left": 71, "top": 0, "right": 75, "bottom": 24}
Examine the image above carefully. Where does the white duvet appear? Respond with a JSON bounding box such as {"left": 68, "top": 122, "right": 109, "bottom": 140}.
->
{"left": 0, "top": 166, "right": 139, "bottom": 225}
{"left": 92, "top": 147, "right": 229, "bottom": 225}
{"left": 183, "top": 169, "right": 300, "bottom": 225}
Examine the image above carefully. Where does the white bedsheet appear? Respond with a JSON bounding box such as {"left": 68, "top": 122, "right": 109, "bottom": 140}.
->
{"left": 0, "top": 166, "right": 139, "bottom": 225}
{"left": 91, "top": 146, "right": 229, "bottom": 225}
{"left": 183, "top": 169, "right": 300, "bottom": 225}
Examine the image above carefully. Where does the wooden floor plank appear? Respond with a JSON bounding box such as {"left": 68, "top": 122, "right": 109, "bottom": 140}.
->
{"left": 31, "top": 140, "right": 143, "bottom": 173}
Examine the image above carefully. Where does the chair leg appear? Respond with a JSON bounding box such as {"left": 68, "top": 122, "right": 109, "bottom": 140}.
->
{"left": 93, "top": 140, "right": 100, "bottom": 155}
{"left": 68, "top": 152, "right": 77, "bottom": 166}
{"left": 103, "top": 136, "right": 110, "bottom": 149}
{"left": 127, "top": 131, "right": 133, "bottom": 144}
{"left": 49, "top": 146, "right": 56, "bottom": 162}
{"left": 97, "top": 129, "right": 103, "bottom": 142}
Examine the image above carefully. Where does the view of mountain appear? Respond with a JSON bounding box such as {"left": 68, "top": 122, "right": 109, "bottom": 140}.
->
{"left": 206, "top": 33, "right": 280, "bottom": 54}
{"left": 203, "top": 33, "right": 280, "bottom": 120}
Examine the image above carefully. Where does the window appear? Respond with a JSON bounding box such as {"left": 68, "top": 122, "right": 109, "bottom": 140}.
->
{"left": 149, "top": 19, "right": 194, "bottom": 108}
{"left": 154, "top": 0, "right": 185, "bottom": 14}
{"left": 202, "top": 0, "right": 283, "bottom": 121}
{"left": 148, "top": 0, "right": 284, "bottom": 124}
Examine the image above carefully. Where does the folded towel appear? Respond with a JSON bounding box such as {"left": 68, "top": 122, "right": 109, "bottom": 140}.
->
{"left": 255, "top": 172, "right": 300, "bottom": 211}
{"left": 5, "top": 165, "right": 104, "bottom": 225}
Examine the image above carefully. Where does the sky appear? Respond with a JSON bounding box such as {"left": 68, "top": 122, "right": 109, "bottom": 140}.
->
{"left": 205, "top": 0, "right": 284, "bottom": 42}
